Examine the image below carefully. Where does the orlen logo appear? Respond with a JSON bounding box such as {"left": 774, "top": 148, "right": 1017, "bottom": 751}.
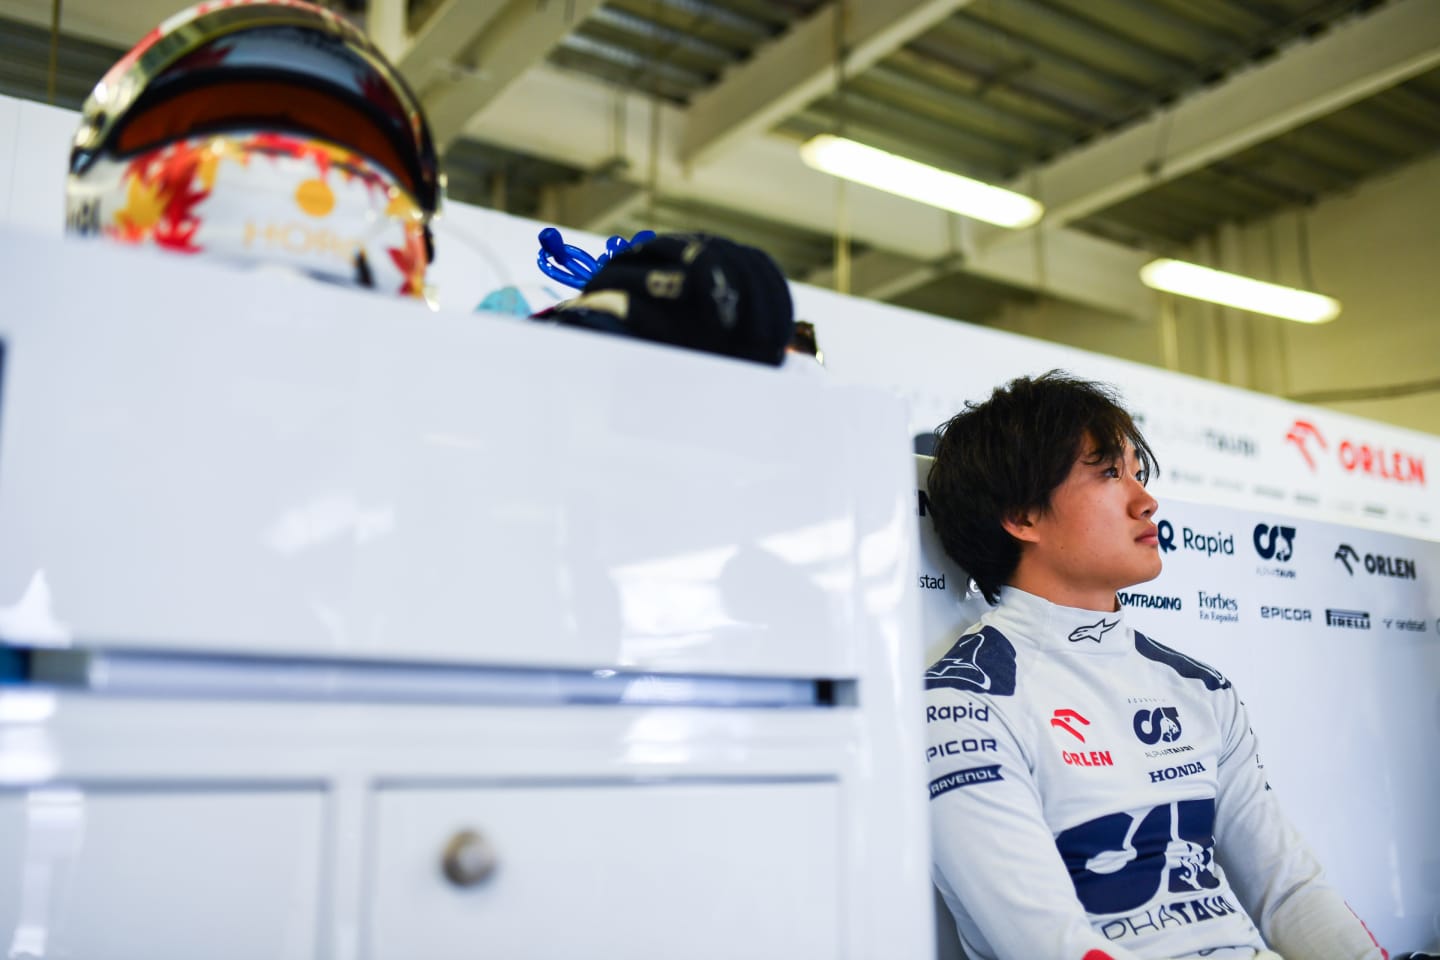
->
{"left": 1285, "top": 419, "right": 1425, "bottom": 487}
{"left": 1252, "top": 524, "right": 1295, "bottom": 562}
{"left": 1334, "top": 543, "right": 1417, "bottom": 579}
{"left": 1050, "top": 708, "right": 1090, "bottom": 743}
{"left": 1156, "top": 520, "right": 1234, "bottom": 557}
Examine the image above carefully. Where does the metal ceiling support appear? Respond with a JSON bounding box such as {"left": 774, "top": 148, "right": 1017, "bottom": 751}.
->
{"left": 805, "top": 249, "right": 953, "bottom": 302}
{"left": 679, "top": 0, "right": 976, "bottom": 166}
{"left": 546, "top": 178, "right": 647, "bottom": 232}
{"left": 364, "top": 0, "right": 407, "bottom": 65}
{"left": 386, "top": 0, "right": 508, "bottom": 92}
{"left": 994, "top": 0, "right": 1440, "bottom": 235}
{"left": 419, "top": 0, "right": 605, "bottom": 149}
{"left": 472, "top": 64, "right": 1152, "bottom": 317}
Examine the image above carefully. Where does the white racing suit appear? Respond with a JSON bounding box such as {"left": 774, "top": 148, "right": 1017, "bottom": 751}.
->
{"left": 926, "top": 587, "right": 1387, "bottom": 960}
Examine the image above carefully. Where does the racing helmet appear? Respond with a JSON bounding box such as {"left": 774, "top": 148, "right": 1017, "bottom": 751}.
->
{"left": 65, "top": 0, "right": 441, "bottom": 298}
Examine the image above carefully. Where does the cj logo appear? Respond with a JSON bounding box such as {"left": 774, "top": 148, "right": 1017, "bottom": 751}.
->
{"left": 1335, "top": 544, "right": 1360, "bottom": 575}
{"left": 1058, "top": 799, "right": 1220, "bottom": 914}
{"left": 1253, "top": 524, "right": 1295, "bottom": 562}
{"left": 1050, "top": 708, "right": 1090, "bottom": 743}
{"left": 1133, "top": 707, "right": 1182, "bottom": 745}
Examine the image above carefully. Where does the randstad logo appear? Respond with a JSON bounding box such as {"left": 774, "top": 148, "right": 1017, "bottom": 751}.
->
{"left": 1157, "top": 520, "right": 1234, "bottom": 557}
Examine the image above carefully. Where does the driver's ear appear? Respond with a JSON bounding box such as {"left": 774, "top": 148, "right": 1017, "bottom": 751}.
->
{"left": 1001, "top": 507, "right": 1042, "bottom": 545}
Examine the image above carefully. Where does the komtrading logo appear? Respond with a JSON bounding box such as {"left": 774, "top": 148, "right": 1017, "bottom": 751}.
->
{"left": 1325, "top": 609, "right": 1371, "bottom": 630}
{"left": 1252, "top": 524, "right": 1295, "bottom": 562}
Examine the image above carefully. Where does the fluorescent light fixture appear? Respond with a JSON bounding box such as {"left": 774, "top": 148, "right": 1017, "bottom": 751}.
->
{"left": 799, "top": 134, "right": 1043, "bottom": 229}
{"left": 1140, "top": 258, "right": 1340, "bottom": 324}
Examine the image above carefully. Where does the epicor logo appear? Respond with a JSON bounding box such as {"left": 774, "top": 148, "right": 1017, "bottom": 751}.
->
{"left": 1252, "top": 524, "right": 1296, "bottom": 562}
{"left": 1260, "top": 606, "right": 1311, "bottom": 621}
{"left": 1133, "top": 707, "right": 1182, "bottom": 745}
{"left": 926, "top": 738, "right": 999, "bottom": 762}
{"left": 1050, "top": 708, "right": 1090, "bottom": 743}
{"left": 1157, "top": 521, "right": 1233, "bottom": 557}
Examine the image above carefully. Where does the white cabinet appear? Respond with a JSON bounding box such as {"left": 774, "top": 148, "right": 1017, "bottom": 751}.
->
{"left": 0, "top": 788, "right": 324, "bottom": 960}
{"left": 368, "top": 781, "right": 841, "bottom": 959}
{"left": 0, "top": 234, "right": 934, "bottom": 959}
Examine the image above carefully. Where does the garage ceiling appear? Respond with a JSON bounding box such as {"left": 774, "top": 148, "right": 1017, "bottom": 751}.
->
{"left": 2, "top": 0, "right": 1438, "bottom": 323}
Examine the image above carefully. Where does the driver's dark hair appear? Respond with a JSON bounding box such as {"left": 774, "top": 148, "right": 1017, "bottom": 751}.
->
{"left": 925, "top": 371, "right": 1157, "bottom": 604}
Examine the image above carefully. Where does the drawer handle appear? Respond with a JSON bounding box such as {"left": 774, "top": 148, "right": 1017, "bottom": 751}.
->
{"left": 441, "top": 829, "right": 498, "bottom": 888}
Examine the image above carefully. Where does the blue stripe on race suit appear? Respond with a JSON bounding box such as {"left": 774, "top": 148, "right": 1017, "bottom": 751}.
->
{"left": 925, "top": 627, "right": 1017, "bottom": 696}
{"left": 1056, "top": 798, "right": 1221, "bottom": 914}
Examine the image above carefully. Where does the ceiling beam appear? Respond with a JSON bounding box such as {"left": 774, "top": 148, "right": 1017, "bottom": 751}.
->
{"left": 468, "top": 65, "right": 1152, "bottom": 317}
{"left": 679, "top": 0, "right": 975, "bottom": 166}
{"left": 419, "top": 0, "right": 604, "bottom": 149}
{"left": 381, "top": 0, "right": 508, "bottom": 93}
{"left": 997, "top": 0, "right": 1440, "bottom": 233}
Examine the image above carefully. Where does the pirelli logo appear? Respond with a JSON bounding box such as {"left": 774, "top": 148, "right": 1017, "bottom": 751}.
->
{"left": 929, "top": 764, "right": 1003, "bottom": 799}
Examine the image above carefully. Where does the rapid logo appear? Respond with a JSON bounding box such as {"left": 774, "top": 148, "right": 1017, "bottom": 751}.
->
{"left": 1325, "top": 609, "right": 1371, "bottom": 629}
{"left": 1118, "top": 591, "right": 1182, "bottom": 611}
{"left": 926, "top": 701, "right": 990, "bottom": 723}
{"left": 1157, "top": 520, "right": 1234, "bottom": 557}
{"left": 1069, "top": 617, "right": 1119, "bottom": 644}
{"left": 1133, "top": 707, "right": 1181, "bottom": 745}
{"left": 1058, "top": 799, "right": 1222, "bottom": 916}
{"left": 929, "top": 764, "right": 1002, "bottom": 799}
{"left": 1050, "top": 708, "right": 1090, "bottom": 743}
{"left": 925, "top": 627, "right": 1018, "bottom": 696}
{"left": 1334, "top": 543, "right": 1417, "bottom": 579}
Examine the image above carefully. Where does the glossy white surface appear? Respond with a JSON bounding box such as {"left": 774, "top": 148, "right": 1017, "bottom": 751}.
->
{"left": 0, "top": 693, "right": 932, "bottom": 958}
{"left": 0, "top": 230, "right": 934, "bottom": 959}
{"left": 0, "top": 788, "right": 323, "bottom": 959}
{"left": 370, "top": 782, "right": 840, "bottom": 958}
{"left": 0, "top": 228, "right": 916, "bottom": 680}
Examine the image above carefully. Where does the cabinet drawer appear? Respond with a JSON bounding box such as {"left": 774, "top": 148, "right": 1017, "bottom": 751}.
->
{"left": 0, "top": 788, "right": 324, "bottom": 960}
{"left": 368, "top": 780, "right": 841, "bottom": 959}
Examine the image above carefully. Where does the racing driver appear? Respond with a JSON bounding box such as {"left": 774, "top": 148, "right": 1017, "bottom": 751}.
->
{"left": 922, "top": 372, "right": 1388, "bottom": 960}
